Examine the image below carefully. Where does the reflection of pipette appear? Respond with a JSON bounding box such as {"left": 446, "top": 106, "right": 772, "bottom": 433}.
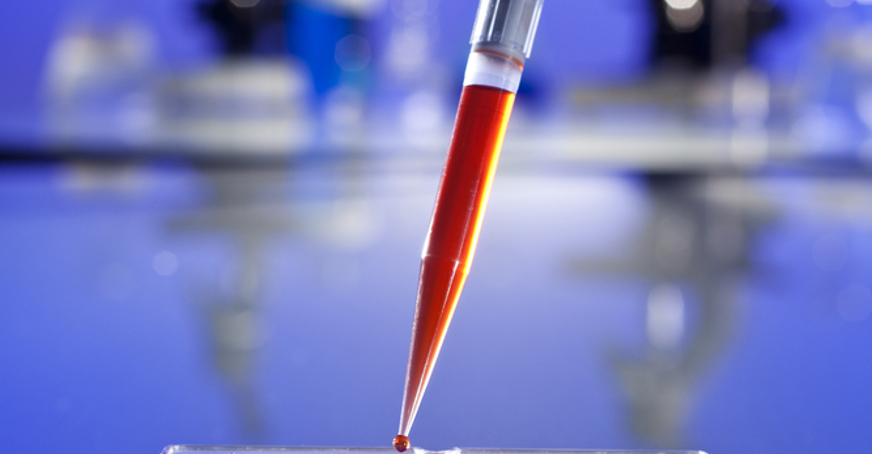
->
{"left": 393, "top": 0, "right": 544, "bottom": 451}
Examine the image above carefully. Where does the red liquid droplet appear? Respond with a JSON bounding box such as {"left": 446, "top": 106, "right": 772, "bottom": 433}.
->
{"left": 397, "top": 84, "right": 516, "bottom": 437}
{"left": 393, "top": 434, "right": 410, "bottom": 452}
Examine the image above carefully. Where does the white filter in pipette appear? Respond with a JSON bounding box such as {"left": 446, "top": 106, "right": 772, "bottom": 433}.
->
{"left": 463, "top": 51, "right": 524, "bottom": 93}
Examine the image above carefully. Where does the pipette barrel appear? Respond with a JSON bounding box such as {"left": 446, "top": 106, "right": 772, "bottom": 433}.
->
{"left": 396, "top": 0, "right": 544, "bottom": 446}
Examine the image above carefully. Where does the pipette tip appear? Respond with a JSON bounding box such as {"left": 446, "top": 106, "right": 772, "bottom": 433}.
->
{"left": 392, "top": 435, "right": 410, "bottom": 452}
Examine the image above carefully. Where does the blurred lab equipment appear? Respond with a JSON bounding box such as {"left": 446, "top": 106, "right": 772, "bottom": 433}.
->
{"left": 793, "top": 14, "right": 872, "bottom": 157}
{"left": 164, "top": 155, "right": 380, "bottom": 437}
{"left": 165, "top": 169, "right": 293, "bottom": 439}
{"left": 43, "top": 19, "right": 158, "bottom": 144}
{"left": 651, "top": 0, "right": 784, "bottom": 69}
{"left": 197, "top": 0, "right": 287, "bottom": 56}
{"left": 285, "top": 0, "right": 382, "bottom": 96}
{"left": 568, "top": 174, "right": 776, "bottom": 448}
{"left": 156, "top": 58, "right": 312, "bottom": 154}
{"left": 41, "top": 0, "right": 314, "bottom": 155}
{"left": 160, "top": 0, "right": 313, "bottom": 153}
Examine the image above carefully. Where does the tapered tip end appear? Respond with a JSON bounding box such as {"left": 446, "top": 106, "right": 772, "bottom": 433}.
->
{"left": 393, "top": 435, "right": 410, "bottom": 452}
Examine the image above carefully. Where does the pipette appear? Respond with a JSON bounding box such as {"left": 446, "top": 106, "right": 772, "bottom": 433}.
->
{"left": 393, "top": 0, "right": 544, "bottom": 451}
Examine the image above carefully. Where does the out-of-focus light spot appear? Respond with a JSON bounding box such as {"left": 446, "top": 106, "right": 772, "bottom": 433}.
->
{"left": 335, "top": 35, "right": 371, "bottom": 72}
{"left": 230, "top": 0, "right": 260, "bottom": 7}
{"left": 665, "top": 0, "right": 699, "bottom": 10}
{"left": 647, "top": 283, "right": 685, "bottom": 349}
{"left": 825, "top": 0, "right": 854, "bottom": 7}
{"left": 391, "top": 0, "right": 430, "bottom": 20}
{"left": 666, "top": 0, "right": 704, "bottom": 32}
{"left": 813, "top": 234, "right": 848, "bottom": 271}
{"left": 333, "top": 0, "right": 385, "bottom": 17}
{"left": 153, "top": 251, "right": 179, "bottom": 276}
{"left": 387, "top": 27, "right": 429, "bottom": 75}
{"left": 837, "top": 284, "right": 872, "bottom": 322}
{"left": 328, "top": 199, "right": 379, "bottom": 249}
{"left": 401, "top": 90, "right": 445, "bottom": 133}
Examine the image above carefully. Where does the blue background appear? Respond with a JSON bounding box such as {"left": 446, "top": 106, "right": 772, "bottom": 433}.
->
{"left": 2, "top": 1, "right": 872, "bottom": 454}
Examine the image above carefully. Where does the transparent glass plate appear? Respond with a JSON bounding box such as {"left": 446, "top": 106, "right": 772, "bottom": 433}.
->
{"left": 162, "top": 447, "right": 707, "bottom": 454}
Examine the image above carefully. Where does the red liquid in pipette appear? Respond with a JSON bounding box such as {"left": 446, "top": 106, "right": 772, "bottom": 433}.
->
{"left": 395, "top": 84, "right": 516, "bottom": 450}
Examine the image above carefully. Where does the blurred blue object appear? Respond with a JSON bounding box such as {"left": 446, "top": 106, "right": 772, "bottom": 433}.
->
{"left": 285, "top": 2, "right": 353, "bottom": 96}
